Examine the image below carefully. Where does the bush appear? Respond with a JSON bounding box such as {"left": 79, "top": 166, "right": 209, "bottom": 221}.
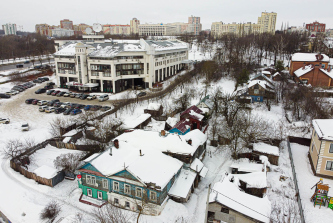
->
{"left": 40, "top": 201, "right": 61, "bottom": 222}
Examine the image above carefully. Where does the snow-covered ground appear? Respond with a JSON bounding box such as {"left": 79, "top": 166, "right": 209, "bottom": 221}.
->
{"left": 0, "top": 55, "right": 53, "bottom": 65}
{"left": 291, "top": 143, "right": 333, "bottom": 223}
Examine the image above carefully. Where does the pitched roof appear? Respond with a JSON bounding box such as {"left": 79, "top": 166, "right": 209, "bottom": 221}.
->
{"left": 247, "top": 80, "right": 274, "bottom": 92}
{"left": 253, "top": 142, "right": 280, "bottom": 156}
{"left": 291, "top": 53, "right": 330, "bottom": 62}
{"left": 251, "top": 73, "right": 274, "bottom": 85}
{"left": 181, "top": 105, "right": 204, "bottom": 121}
{"left": 172, "top": 119, "right": 191, "bottom": 133}
{"left": 312, "top": 119, "right": 333, "bottom": 141}
{"left": 233, "top": 172, "right": 268, "bottom": 189}
{"left": 294, "top": 65, "right": 314, "bottom": 77}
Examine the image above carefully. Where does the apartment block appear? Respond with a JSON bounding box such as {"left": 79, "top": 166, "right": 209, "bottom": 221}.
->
{"left": 60, "top": 19, "right": 74, "bottom": 30}
{"left": 257, "top": 12, "right": 277, "bottom": 34}
{"left": 2, "top": 23, "right": 17, "bottom": 35}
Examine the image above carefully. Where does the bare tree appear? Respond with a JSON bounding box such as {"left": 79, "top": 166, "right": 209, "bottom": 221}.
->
{"left": 40, "top": 200, "right": 61, "bottom": 222}
{"left": 1, "top": 139, "right": 25, "bottom": 159}
{"left": 92, "top": 203, "right": 134, "bottom": 223}
{"left": 54, "top": 153, "right": 84, "bottom": 176}
{"left": 49, "top": 117, "right": 71, "bottom": 138}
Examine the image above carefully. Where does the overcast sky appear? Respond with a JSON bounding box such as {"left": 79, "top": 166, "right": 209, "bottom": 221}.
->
{"left": 2, "top": 0, "right": 333, "bottom": 32}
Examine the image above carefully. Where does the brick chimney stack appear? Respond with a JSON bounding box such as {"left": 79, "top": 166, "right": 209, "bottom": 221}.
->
{"left": 303, "top": 63, "right": 305, "bottom": 69}
{"left": 114, "top": 139, "right": 119, "bottom": 149}
{"left": 187, "top": 139, "right": 192, "bottom": 145}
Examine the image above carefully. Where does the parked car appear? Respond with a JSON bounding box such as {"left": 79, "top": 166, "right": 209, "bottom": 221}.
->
{"left": 63, "top": 92, "right": 71, "bottom": 97}
{"left": 87, "top": 95, "right": 96, "bottom": 100}
{"left": 37, "top": 77, "right": 47, "bottom": 82}
{"left": 44, "top": 85, "right": 53, "bottom": 90}
{"left": 47, "top": 99, "right": 60, "bottom": 106}
{"left": 51, "top": 90, "right": 61, "bottom": 96}
{"left": 16, "top": 64, "right": 24, "bottom": 68}
{"left": 45, "top": 107, "right": 55, "bottom": 113}
{"left": 18, "top": 85, "right": 28, "bottom": 89}
{"left": 5, "top": 90, "right": 18, "bottom": 95}
{"left": 63, "top": 102, "right": 72, "bottom": 107}
{"left": 35, "top": 88, "right": 46, "bottom": 94}
{"left": 70, "top": 109, "right": 82, "bottom": 115}
{"left": 101, "top": 106, "right": 111, "bottom": 112}
{"left": 46, "top": 82, "right": 55, "bottom": 86}
{"left": 34, "top": 65, "right": 42, "bottom": 69}
{"left": 56, "top": 91, "right": 66, "bottom": 97}
{"left": 75, "top": 104, "right": 85, "bottom": 109}
{"left": 46, "top": 89, "right": 55, "bottom": 95}
{"left": 33, "top": 79, "right": 42, "bottom": 83}
{"left": 0, "top": 94, "right": 11, "bottom": 99}
{"left": 24, "top": 61, "right": 30, "bottom": 64}
{"left": 53, "top": 102, "right": 64, "bottom": 107}
{"left": 37, "top": 100, "right": 48, "bottom": 106}
{"left": 137, "top": 92, "right": 147, "bottom": 97}
{"left": 98, "top": 94, "right": 109, "bottom": 102}
{"left": 75, "top": 93, "right": 83, "bottom": 98}
{"left": 80, "top": 94, "right": 89, "bottom": 100}
{"left": 70, "top": 93, "right": 76, "bottom": 98}
{"left": 32, "top": 99, "right": 40, "bottom": 105}
{"left": 54, "top": 107, "right": 66, "bottom": 114}
{"left": 28, "top": 82, "right": 36, "bottom": 86}
{"left": 12, "top": 86, "right": 25, "bottom": 92}
{"left": 69, "top": 103, "right": 78, "bottom": 109}
{"left": 0, "top": 118, "right": 10, "bottom": 124}
{"left": 63, "top": 108, "right": 74, "bottom": 115}
{"left": 90, "top": 105, "right": 102, "bottom": 111}
{"left": 25, "top": 98, "right": 35, "bottom": 104}
{"left": 21, "top": 123, "right": 29, "bottom": 131}
{"left": 84, "top": 105, "right": 92, "bottom": 111}
{"left": 39, "top": 106, "right": 48, "bottom": 112}
{"left": 41, "top": 77, "right": 50, "bottom": 81}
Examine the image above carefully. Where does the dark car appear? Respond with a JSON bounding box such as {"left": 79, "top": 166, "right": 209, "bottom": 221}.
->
{"left": 137, "top": 92, "right": 147, "bottom": 97}
{"left": 25, "top": 99, "right": 35, "bottom": 104}
{"left": 34, "top": 65, "right": 42, "bottom": 69}
{"left": 35, "top": 88, "right": 46, "bottom": 94}
{"left": 101, "top": 106, "right": 111, "bottom": 112}
{"left": 46, "top": 81, "right": 55, "bottom": 86}
{"left": 74, "top": 104, "right": 85, "bottom": 109}
{"left": 32, "top": 99, "right": 40, "bottom": 105}
{"left": 40, "top": 77, "right": 49, "bottom": 81}
{"left": 80, "top": 94, "right": 89, "bottom": 100}
{"left": 90, "top": 105, "right": 102, "bottom": 111}
{"left": 56, "top": 91, "right": 66, "bottom": 97}
{"left": 84, "top": 105, "right": 92, "bottom": 111}
{"left": 69, "top": 103, "right": 78, "bottom": 109}
{"left": 54, "top": 107, "right": 66, "bottom": 114}
{"left": 24, "top": 61, "right": 30, "bottom": 64}
{"left": 0, "top": 93, "right": 11, "bottom": 99}
{"left": 12, "top": 87, "right": 25, "bottom": 92}
{"left": 63, "top": 108, "right": 74, "bottom": 115}
{"left": 47, "top": 99, "right": 60, "bottom": 106}
{"left": 51, "top": 90, "right": 61, "bottom": 96}
{"left": 16, "top": 64, "right": 24, "bottom": 68}
{"left": 46, "top": 90, "right": 55, "bottom": 95}
{"left": 33, "top": 79, "right": 42, "bottom": 83}
{"left": 53, "top": 102, "right": 64, "bottom": 107}
{"left": 70, "top": 109, "right": 82, "bottom": 115}
{"left": 44, "top": 85, "right": 54, "bottom": 90}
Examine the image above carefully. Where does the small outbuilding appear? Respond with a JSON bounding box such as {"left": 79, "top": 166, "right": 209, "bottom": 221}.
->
{"left": 252, "top": 142, "right": 280, "bottom": 165}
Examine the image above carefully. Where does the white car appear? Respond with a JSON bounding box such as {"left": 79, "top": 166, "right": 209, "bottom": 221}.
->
{"left": 37, "top": 100, "right": 48, "bottom": 106}
{"left": 45, "top": 107, "right": 55, "bottom": 113}
{"left": 98, "top": 94, "right": 109, "bottom": 102}
{"left": 0, "top": 118, "right": 10, "bottom": 124}
{"left": 39, "top": 105, "right": 48, "bottom": 112}
{"left": 87, "top": 95, "right": 96, "bottom": 100}
{"left": 63, "top": 92, "right": 71, "bottom": 97}
{"left": 21, "top": 123, "right": 29, "bottom": 131}
{"left": 5, "top": 90, "right": 19, "bottom": 95}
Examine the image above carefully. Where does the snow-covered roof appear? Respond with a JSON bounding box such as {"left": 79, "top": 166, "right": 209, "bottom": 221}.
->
{"left": 87, "top": 142, "right": 183, "bottom": 188}
{"left": 166, "top": 117, "right": 179, "bottom": 127}
{"left": 168, "top": 169, "right": 196, "bottom": 198}
{"left": 251, "top": 73, "right": 274, "bottom": 85}
{"left": 145, "top": 118, "right": 165, "bottom": 132}
{"left": 200, "top": 166, "right": 208, "bottom": 178}
{"left": 33, "top": 165, "right": 58, "bottom": 179}
{"left": 312, "top": 119, "right": 333, "bottom": 141}
{"left": 171, "top": 119, "right": 191, "bottom": 133}
{"left": 262, "top": 71, "right": 271, "bottom": 75}
{"left": 54, "top": 43, "right": 77, "bottom": 56}
{"left": 291, "top": 53, "right": 330, "bottom": 62}
{"left": 145, "top": 40, "right": 188, "bottom": 51}
{"left": 247, "top": 80, "right": 274, "bottom": 92}
{"left": 63, "top": 129, "right": 80, "bottom": 137}
{"left": 294, "top": 65, "right": 313, "bottom": 77}
{"left": 273, "top": 72, "right": 281, "bottom": 77}
{"left": 230, "top": 160, "right": 265, "bottom": 173}
{"left": 253, "top": 142, "right": 280, "bottom": 156}
{"left": 324, "top": 38, "right": 333, "bottom": 49}
{"left": 330, "top": 58, "right": 333, "bottom": 66}
{"left": 121, "top": 113, "right": 151, "bottom": 129}
{"left": 63, "top": 137, "right": 71, "bottom": 143}
{"left": 181, "top": 105, "right": 204, "bottom": 120}
{"left": 209, "top": 177, "right": 271, "bottom": 223}
{"left": 190, "top": 158, "right": 204, "bottom": 172}
{"left": 147, "top": 103, "right": 161, "bottom": 111}
{"left": 320, "top": 68, "right": 333, "bottom": 79}
{"left": 233, "top": 172, "right": 267, "bottom": 188}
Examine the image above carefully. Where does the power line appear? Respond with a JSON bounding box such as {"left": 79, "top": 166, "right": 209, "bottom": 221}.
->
{"left": 210, "top": 188, "right": 276, "bottom": 222}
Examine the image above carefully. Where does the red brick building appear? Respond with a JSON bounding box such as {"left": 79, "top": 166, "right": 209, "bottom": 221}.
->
{"left": 306, "top": 21, "right": 326, "bottom": 33}
{"left": 289, "top": 53, "right": 330, "bottom": 75}
{"left": 294, "top": 64, "right": 333, "bottom": 87}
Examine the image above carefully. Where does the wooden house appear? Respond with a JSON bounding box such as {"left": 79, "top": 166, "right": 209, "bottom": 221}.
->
{"left": 262, "top": 70, "right": 272, "bottom": 78}
{"left": 252, "top": 142, "right": 280, "bottom": 166}
{"left": 121, "top": 114, "right": 152, "bottom": 130}
{"left": 197, "top": 95, "right": 214, "bottom": 115}
{"left": 144, "top": 103, "right": 163, "bottom": 117}
{"left": 293, "top": 64, "right": 333, "bottom": 87}
{"left": 169, "top": 119, "right": 191, "bottom": 135}
{"left": 272, "top": 72, "right": 282, "bottom": 81}
{"left": 289, "top": 53, "right": 330, "bottom": 76}
{"left": 207, "top": 176, "right": 271, "bottom": 223}
{"left": 246, "top": 80, "right": 275, "bottom": 102}
{"left": 180, "top": 105, "right": 205, "bottom": 130}
{"left": 233, "top": 172, "right": 268, "bottom": 198}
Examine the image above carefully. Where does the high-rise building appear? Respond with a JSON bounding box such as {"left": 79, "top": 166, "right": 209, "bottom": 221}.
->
{"left": 2, "top": 23, "right": 17, "bottom": 35}
{"left": 130, "top": 18, "right": 140, "bottom": 34}
{"left": 188, "top": 16, "right": 202, "bottom": 35}
{"left": 60, "top": 19, "right": 74, "bottom": 30}
{"left": 257, "top": 12, "right": 277, "bottom": 34}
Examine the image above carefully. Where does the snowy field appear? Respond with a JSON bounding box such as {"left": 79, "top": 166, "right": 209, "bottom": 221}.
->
{"left": 291, "top": 143, "right": 333, "bottom": 223}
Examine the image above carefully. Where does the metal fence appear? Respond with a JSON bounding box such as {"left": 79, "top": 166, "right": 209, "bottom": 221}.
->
{"left": 286, "top": 138, "right": 306, "bottom": 223}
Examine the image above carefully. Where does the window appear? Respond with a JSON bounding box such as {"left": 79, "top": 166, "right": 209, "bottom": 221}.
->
{"left": 326, "top": 161, "right": 333, "bottom": 171}
{"left": 221, "top": 207, "right": 229, "bottom": 214}
{"left": 113, "top": 181, "right": 119, "bottom": 191}
{"left": 114, "top": 198, "right": 119, "bottom": 205}
{"left": 136, "top": 188, "right": 142, "bottom": 198}
{"left": 124, "top": 184, "right": 131, "bottom": 195}
{"left": 87, "top": 189, "right": 92, "bottom": 197}
{"left": 86, "top": 175, "right": 96, "bottom": 185}
{"left": 254, "top": 89, "right": 259, "bottom": 94}
{"left": 125, "top": 201, "right": 130, "bottom": 208}
{"left": 330, "top": 144, "right": 333, "bottom": 153}
{"left": 102, "top": 179, "right": 108, "bottom": 189}
{"left": 97, "top": 191, "right": 103, "bottom": 200}
{"left": 150, "top": 191, "right": 157, "bottom": 201}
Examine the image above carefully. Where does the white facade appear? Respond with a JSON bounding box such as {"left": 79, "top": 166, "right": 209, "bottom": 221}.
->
{"left": 52, "top": 28, "right": 74, "bottom": 37}
{"left": 2, "top": 23, "right": 17, "bottom": 35}
{"left": 54, "top": 38, "right": 188, "bottom": 93}
{"left": 139, "top": 24, "right": 177, "bottom": 36}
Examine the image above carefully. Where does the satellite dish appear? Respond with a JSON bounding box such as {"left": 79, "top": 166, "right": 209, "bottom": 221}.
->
{"left": 93, "top": 23, "right": 102, "bottom": 33}
{"left": 85, "top": 27, "right": 92, "bottom": 35}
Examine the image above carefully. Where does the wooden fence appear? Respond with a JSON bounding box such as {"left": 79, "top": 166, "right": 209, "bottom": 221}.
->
{"left": 49, "top": 140, "right": 100, "bottom": 151}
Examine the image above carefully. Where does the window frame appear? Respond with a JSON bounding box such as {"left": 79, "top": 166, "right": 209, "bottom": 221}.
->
{"left": 87, "top": 188, "right": 92, "bottom": 197}
{"left": 150, "top": 191, "right": 157, "bottom": 201}
{"left": 114, "top": 198, "right": 119, "bottom": 205}
{"left": 125, "top": 201, "right": 130, "bottom": 208}
{"left": 136, "top": 187, "right": 143, "bottom": 198}
{"left": 102, "top": 179, "right": 108, "bottom": 189}
{"left": 221, "top": 207, "right": 229, "bottom": 214}
{"left": 86, "top": 175, "right": 96, "bottom": 185}
{"left": 326, "top": 161, "right": 333, "bottom": 171}
{"left": 97, "top": 191, "right": 103, "bottom": 200}
{"left": 329, "top": 144, "right": 333, "bottom": 153}
{"left": 113, "top": 181, "right": 119, "bottom": 192}
{"left": 124, "top": 184, "right": 131, "bottom": 195}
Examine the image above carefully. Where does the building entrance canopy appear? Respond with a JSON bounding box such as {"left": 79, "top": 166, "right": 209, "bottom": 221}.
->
{"left": 66, "top": 82, "right": 99, "bottom": 87}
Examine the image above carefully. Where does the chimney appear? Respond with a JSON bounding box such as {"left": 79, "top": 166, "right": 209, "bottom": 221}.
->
{"left": 109, "top": 147, "right": 112, "bottom": 156}
{"left": 114, "top": 139, "right": 119, "bottom": 149}
{"left": 187, "top": 139, "right": 192, "bottom": 145}
{"left": 140, "top": 149, "right": 142, "bottom": 156}
{"left": 161, "top": 130, "right": 165, "bottom": 136}
{"left": 303, "top": 62, "right": 305, "bottom": 69}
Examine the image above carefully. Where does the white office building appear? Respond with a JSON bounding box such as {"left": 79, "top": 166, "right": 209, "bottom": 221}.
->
{"left": 2, "top": 23, "right": 17, "bottom": 35}
{"left": 54, "top": 38, "right": 188, "bottom": 93}
{"left": 52, "top": 28, "right": 74, "bottom": 37}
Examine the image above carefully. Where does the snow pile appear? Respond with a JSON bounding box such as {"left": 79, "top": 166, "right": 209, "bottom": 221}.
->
{"left": 312, "top": 119, "right": 333, "bottom": 141}
{"left": 210, "top": 176, "right": 271, "bottom": 223}
{"left": 253, "top": 142, "right": 280, "bottom": 156}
